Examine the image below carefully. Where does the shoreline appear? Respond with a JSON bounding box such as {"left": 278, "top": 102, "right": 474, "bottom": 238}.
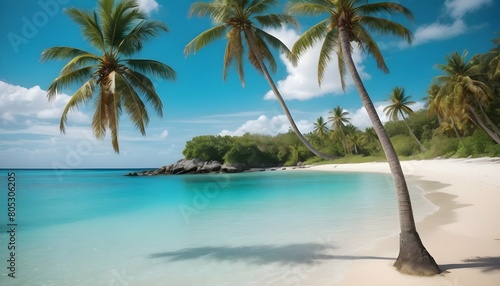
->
{"left": 303, "top": 158, "right": 500, "bottom": 285}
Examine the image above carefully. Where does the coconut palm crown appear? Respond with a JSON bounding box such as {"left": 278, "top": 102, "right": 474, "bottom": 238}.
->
{"left": 41, "top": 0, "right": 176, "bottom": 153}
{"left": 288, "top": 0, "right": 413, "bottom": 88}
{"left": 185, "top": 0, "right": 336, "bottom": 160}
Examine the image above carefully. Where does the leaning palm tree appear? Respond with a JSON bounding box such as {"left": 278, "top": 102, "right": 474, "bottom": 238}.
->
{"left": 384, "top": 87, "right": 426, "bottom": 151}
{"left": 42, "top": 0, "right": 176, "bottom": 153}
{"left": 434, "top": 50, "right": 500, "bottom": 143}
{"left": 328, "top": 106, "right": 350, "bottom": 156}
{"left": 185, "top": 0, "right": 335, "bottom": 159}
{"left": 288, "top": 0, "right": 440, "bottom": 275}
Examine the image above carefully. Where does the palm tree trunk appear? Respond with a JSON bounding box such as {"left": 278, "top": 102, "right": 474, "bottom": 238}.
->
{"left": 244, "top": 28, "right": 336, "bottom": 160}
{"left": 400, "top": 111, "right": 426, "bottom": 152}
{"left": 338, "top": 26, "right": 439, "bottom": 275}
{"left": 474, "top": 98, "right": 500, "bottom": 136}
{"left": 469, "top": 106, "right": 500, "bottom": 144}
{"left": 450, "top": 117, "right": 462, "bottom": 142}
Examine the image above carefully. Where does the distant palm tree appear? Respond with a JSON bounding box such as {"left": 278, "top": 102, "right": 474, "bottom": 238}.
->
{"left": 313, "top": 116, "right": 329, "bottom": 140}
{"left": 426, "top": 83, "right": 464, "bottom": 140}
{"left": 41, "top": 0, "right": 176, "bottom": 153}
{"left": 434, "top": 50, "right": 500, "bottom": 143}
{"left": 344, "top": 123, "right": 361, "bottom": 155}
{"left": 185, "top": 0, "right": 335, "bottom": 159}
{"left": 384, "top": 87, "right": 426, "bottom": 151}
{"left": 328, "top": 106, "right": 350, "bottom": 156}
{"left": 361, "top": 127, "right": 380, "bottom": 153}
{"left": 288, "top": 0, "right": 440, "bottom": 275}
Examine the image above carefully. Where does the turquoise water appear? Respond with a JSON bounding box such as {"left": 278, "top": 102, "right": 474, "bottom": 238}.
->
{"left": 0, "top": 169, "right": 434, "bottom": 285}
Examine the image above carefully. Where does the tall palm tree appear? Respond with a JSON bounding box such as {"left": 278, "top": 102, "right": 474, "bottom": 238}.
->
{"left": 434, "top": 50, "right": 500, "bottom": 143}
{"left": 288, "top": 0, "right": 440, "bottom": 275}
{"left": 384, "top": 87, "right": 426, "bottom": 151}
{"left": 185, "top": 0, "right": 335, "bottom": 160}
{"left": 328, "top": 106, "right": 350, "bottom": 155}
{"left": 313, "top": 116, "right": 329, "bottom": 140}
{"left": 41, "top": 0, "right": 176, "bottom": 153}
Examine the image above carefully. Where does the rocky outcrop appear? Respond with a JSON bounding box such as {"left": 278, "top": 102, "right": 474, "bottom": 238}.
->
{"left": 127, "top": 159, "right": 240, "bottom": 176}
{"left": 126, "top": 159, "right": 309, "bottom": 176}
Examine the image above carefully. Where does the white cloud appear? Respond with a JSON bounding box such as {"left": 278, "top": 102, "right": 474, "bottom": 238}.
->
{"left": 159, "top": 130, "right": 168, "bottom": 139}
{"left": 263, "top": 27, "right": 369, "bottom": 101}
{"left": 219, "top": 114, "right": 313, "bottom": 136}
{"left": 412, "top": 19, "right": 467, "bottom": 46}
{"left": 0, "top": 81, "right": 90, "bottom": 126}
{"left": 136, "top": 0, "right": 160, "bottom": 14}
{"left": 444, "top": 0, "right": 493, "bottom": 19}
{"left": 350, "top": 101, "right": 426, "bottom": 129}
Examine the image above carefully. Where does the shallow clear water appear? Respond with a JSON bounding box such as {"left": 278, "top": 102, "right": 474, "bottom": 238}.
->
{"left": 0, "top": 169, "right": 434, "bottom": 285}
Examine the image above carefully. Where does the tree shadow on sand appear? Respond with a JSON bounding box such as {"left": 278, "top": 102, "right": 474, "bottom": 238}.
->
{"left": 441, "top": 256, "right": 500, "bottom": 273}
{"left": 149, "top": 243, "right": 394, "bottom": 266}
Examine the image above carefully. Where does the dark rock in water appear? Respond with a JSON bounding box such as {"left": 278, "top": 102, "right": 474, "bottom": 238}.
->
{"left": 126, "top": 159, "right": 286, "bottom": 177}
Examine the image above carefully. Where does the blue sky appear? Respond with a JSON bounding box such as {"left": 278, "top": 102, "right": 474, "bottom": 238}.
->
{"left": 0, "top": 0, "right": 498, "bottom": 168}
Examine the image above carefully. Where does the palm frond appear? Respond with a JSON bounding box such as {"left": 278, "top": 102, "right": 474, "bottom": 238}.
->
{"left": 223, "top": 28, "right": 245, "bottom": 84}
{"left": 60, "top": 79, "right": 96, "bottom": 133}
{"left": 47, "top": 67, "right": 95, "bottom": 101}
{"left": 254, "top": 14, "right": 298, "bottom": 29}
{"left": 255, "top": 27, "right": 292, "bottom": 60}
{"left": 124, "top": 59, "right": 176, "bottom": 81}
{"left": 189, "top": 1, "right": 231, "bottom": 24}
{"left": 361, "top": 16, "right": 413, "bottom": 45}
{"left": 120, "top": 68, "right": 163, "bottom": 117}
{"left": 355, "top": 25, "right": 388, "bottom": 73}
{"left": 357, "top": 2, "right": 414, "bottom": 21}
{"left": 246, "top": 0, "right": 278, "bottom": 16}
{"left": 118, "top": 20, "right": 169, "bottom": 56}
{"left": 65, "top": 8, "right": 104, "bottom": 51}
{"left": 115, "top": 72, "right": 148, "bottom": 135}
{"left": 286, "top": 1, "right": 333, "bottom": 16}
{"left": 292, "top": 19, "right": 328, "bottom": 59}
{"left": 185, "top": 25, "right": 228, "bottom": 55}
{"left": 41, "top": 47, "right": 93, "bottom": 62}
{"left": 60, "top": 53, "right": 101, "bottom": 74}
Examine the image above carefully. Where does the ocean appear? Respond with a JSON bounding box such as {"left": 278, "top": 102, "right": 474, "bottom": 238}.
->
{"left": 0, "top": 169, "right": 435, "bottom": 285}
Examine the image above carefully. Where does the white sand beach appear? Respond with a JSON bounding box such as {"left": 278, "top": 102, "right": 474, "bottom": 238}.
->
{"left": 305, "top": 158, "right": 500, "bottom": 286}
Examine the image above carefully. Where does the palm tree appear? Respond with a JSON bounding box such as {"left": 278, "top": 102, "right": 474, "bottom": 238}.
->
{"left": 426, "top": 83, "right": 465, "bottom": 140}
{"left": 288, "top": 0, "right": 440, "bottom": 275}
{"left": 384, "top": 87, "right": 426, "bottom": 152}
{"left": 361, "top": 126, "right": 380, "bottom": 154}
{"left": 434, "top": 50, "right": 500, "bottom": 143}
{"left": 41, "top": 0, "right": 176, "bottom": 153}
{"left": 185, "top": 0, "right": 335, "bottom": 160}
{"left": 344, "top": 123, "right": 361, "bottom": 155}
{"left": 313, "top": 116, "right": 329, "bottom": 140}
{"left": 328, "top": 106, "right": 350, "bottom": 156}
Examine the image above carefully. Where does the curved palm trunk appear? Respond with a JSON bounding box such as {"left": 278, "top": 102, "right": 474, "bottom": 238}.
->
{"left": 244, "top": 29, "right": 336, "bottom": 160}
{"left": 469, "top": 106, "right": 500, "bottom": 144}
{"left": 474, "top": 98, "right": 500, "bottom": 136}
{"left": 338, "top": 26, "right": 440, "bottom": 275}
{"left": 399, "top": 111, "right": 426, "bottom": 152}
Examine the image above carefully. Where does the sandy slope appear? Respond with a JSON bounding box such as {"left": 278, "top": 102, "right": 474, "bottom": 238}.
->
{"left": 307, "top": 158, "right": 500, "bottom": 286}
